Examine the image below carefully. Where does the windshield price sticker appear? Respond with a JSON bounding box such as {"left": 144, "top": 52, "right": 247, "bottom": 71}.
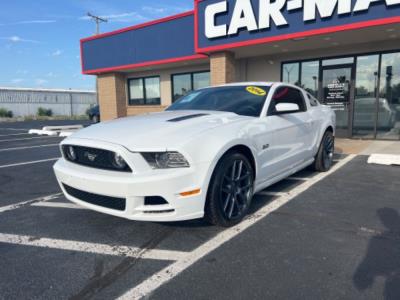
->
{"left": 246, "top": 86, "right": 267, "bottom": 96}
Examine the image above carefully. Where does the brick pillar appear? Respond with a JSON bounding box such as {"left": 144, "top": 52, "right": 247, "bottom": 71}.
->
{"left": 97, "top": 73, "right": 127, "bottom": 121}
{"left": 210, "top": 51, "right": 236, "bottom": 86}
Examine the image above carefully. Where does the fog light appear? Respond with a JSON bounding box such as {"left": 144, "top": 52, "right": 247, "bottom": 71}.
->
{"left": 66, "top": 146, "right": 76, "bottom": 161}
{"left": 112, "top": 153, "right": 127, "bottom": 169}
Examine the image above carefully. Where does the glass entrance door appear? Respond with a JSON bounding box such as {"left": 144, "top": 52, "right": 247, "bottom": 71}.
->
{"left": 321, "top": 65, "right": 354, "bottom": 137}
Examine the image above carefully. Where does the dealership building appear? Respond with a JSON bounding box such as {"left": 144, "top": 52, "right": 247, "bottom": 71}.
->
{"left": 81, "top": 0, "right": 400, "bottom": 140}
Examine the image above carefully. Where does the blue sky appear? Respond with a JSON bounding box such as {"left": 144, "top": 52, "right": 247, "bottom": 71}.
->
{"left": 0, "top": 0, "right": 193, "bottom": 91}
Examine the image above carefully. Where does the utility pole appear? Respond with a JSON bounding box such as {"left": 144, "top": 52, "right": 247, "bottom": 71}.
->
{"left": 87, "top": 13, "right": 108, "bottom": 107}
{"left": 87, "top": 12, "right": 108, "bottom": 35}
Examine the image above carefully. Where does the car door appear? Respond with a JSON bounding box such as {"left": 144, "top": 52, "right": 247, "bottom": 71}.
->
{"left": 265, "top": 86, "right": 314, "bottom": 176}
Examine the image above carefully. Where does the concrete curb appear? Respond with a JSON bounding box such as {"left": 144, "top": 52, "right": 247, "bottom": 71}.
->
{"left": 368, "top": 154, "right": 400, "bottom": 166}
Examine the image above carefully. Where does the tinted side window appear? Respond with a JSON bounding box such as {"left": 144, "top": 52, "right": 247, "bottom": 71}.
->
{"left": 268, "top": 87, "right": 307, "bottom": 115}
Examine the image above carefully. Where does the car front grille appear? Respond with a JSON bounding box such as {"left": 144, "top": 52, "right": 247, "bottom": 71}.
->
{"left": 63, "top": 184, "right": 126, "bottom": 211}
{"left": 62, "top": 145, "right": 132, "bottom": 172}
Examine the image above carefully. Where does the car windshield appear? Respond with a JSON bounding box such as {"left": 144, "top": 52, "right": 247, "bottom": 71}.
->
{"left": 166, "top": 85, "right": 270, "bottom": 117}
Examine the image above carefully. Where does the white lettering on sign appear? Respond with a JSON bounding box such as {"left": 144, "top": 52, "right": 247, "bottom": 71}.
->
{"left": 204, "top": 0, "right": 400, "bottom": 39}
{"left": 304, "top": 0, "right": 352, "bottom": 21}
{"left": 205, "top": 1, "right": 228, "bottom": 38}
{"left": 259, "top": 0, "right": 287, "bottom": 30}
{"left": 228, "top": 0, "right": 258, "bottom": 35}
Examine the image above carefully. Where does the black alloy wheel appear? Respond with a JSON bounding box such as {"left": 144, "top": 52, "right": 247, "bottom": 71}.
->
{"left": 322, "top": 132, "right": 335, "bottom": 170}
{"left": 313, "top": 130, "right": 335, "bottom": 172}
{"left": 205, "top": 152, "right": 254, "bottom": 227}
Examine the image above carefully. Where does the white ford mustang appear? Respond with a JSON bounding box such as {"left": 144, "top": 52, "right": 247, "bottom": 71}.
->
{"left": 54, "top": 82, "right": 335, "bottom": 226}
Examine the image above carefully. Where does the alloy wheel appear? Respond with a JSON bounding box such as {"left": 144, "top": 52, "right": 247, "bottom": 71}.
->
{"left": 322, "top": 134, "right": 334, "bottom": 169}
{"left": 220, "top": 159, "right": 253, "bottom": 220}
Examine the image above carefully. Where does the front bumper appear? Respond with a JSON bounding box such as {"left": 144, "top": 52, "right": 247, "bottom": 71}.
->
{"left": 53, "top": 152, "right": 211, "bottom": 222}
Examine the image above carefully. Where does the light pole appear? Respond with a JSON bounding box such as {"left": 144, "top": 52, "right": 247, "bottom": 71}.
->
{"left": 87, "top": 13, "right": 108, "bottom": 35}
{"left": 87, "top": 13, "right": 108, "bottom": 106}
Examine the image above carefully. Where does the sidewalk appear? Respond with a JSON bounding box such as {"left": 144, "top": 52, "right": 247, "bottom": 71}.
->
{"left": 336, "top": 139, "right": 400, "bottom": 155}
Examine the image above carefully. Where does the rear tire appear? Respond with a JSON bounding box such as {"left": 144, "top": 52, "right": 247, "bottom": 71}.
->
{"left": 312, "top": 130, "right": 335, "bottom": 172}
{"left": 205, "top": 152, "right": 254, "bottom": 227}
{"left": 92, "top": 115, "right": 99, "bottom": 123}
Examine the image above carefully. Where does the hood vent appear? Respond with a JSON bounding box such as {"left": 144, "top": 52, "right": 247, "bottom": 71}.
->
{"left": 167, "top": 113, "right": 209, "bottom": 122}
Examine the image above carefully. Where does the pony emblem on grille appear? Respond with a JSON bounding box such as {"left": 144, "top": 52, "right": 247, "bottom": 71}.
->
{"left": 84, "top": 152, "right": 97, "bottom": 162}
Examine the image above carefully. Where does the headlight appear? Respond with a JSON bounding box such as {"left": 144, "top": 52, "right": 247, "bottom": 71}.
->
{"left": 112, "top": 153, "right": 128, "bottom": 170}
{"left": 141, "top": 152, "right": 190, "bottom": 169}
{"left": 64, "top": 145, "right": 76, "bottom": 161}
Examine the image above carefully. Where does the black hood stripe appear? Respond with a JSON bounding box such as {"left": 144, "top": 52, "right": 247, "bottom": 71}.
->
{"left": 167, "top": 113, "right": 209, "bottom": 122}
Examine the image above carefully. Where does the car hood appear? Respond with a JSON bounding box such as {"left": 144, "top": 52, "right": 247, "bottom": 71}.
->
{"left": 71, "top": 110, "right": 250, "bottom": 151}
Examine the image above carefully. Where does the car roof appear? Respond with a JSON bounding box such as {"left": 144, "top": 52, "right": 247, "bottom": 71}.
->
{"left": 209, "top": 82, "right": 300, "bottom": 89}
{"left": 221, "top": 82, "right": 275, "bottom": 87}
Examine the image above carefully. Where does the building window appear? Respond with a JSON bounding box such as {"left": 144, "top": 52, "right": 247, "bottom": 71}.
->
{"left": 172, "top": 71, "right": 210, "bottom": 102}
{"left": 322, "top": 57, "right": 354, "bottom": 66}
{"left": 128, "top": 76, "right": 160, "bottom": 105}
{"left": 377, "top": 52, "right": 400, "bottom": 140}
{"left": 301, "top": 61, "right": 319, "bottom": 98}
{"left": 282, "top": 63, "right": 300, "bottom": 86}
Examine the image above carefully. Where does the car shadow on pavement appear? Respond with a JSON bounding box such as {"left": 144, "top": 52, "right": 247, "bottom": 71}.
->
{"left": 353, "top": 208, "right": 400, "bottom": 300}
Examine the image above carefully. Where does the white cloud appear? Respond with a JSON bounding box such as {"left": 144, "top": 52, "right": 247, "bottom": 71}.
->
{"left": 15, "top": 20, "right": 56, "bottom": 25}
{"left": 36, "top": 79, "right": 48, "bottom": 86}
{"left": 0, "top": 36, "right": 40, "bottom": 43}
{"left": 142, "top": 5, "right": 192, "bottom": 15}
{"left": 142, "top": 6, "right": 166, "bottom": 14}
{"left": 11, "top": 78, "right": 24, "bottom": 84}
{"left": 16, "top": 70, "right": 29, "bottom": 75}
{"left": 0, "top": 20, "right": 56, "bottom": 26}
{"left": 46, "top": 72, "right": 58, "bottom": 78}
{"left": 51, "top": 49, "right": 63, "bottom": 56}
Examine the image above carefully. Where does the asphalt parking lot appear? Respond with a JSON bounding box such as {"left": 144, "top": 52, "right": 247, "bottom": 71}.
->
{"left": 0, "top": 121, "right": 399, "bottom": 300}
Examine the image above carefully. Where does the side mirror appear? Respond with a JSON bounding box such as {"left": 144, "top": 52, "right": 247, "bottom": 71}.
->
{"left": 275, "top": 103, "right": 300, "bottom": 114}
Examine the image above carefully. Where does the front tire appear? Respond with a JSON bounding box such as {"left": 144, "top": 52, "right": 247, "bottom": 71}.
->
{"left": 313, "top": 130, "right": 335, "bottom": 172}
{"left": 205, "top": 152, "right": 254, "bottom": 227}
{"left": 92, "top": 115, "right": 99, "bottom": 123}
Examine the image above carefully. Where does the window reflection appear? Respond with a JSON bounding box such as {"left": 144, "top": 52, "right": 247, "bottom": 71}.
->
{"left": 128, "top": 77, "right": 160, "bottom": 105}
{"left": 172, "top": 72, "right": 210, "bottom": 102}
{"left": 378, "top": 53, "right": 400, "bottom": 140}
{"left": 322, "top": 57, "right": 354, "bottom": 66}
{"left": 128, "top": 78, "right": 144, "bottom": 105}
{"left": 282, "top": 63, "right": 300, "bottom": 86}
{"left": 144, "top": 77, "right": 161, "bottom": 105}
{"left": 353, "top": 55, "right": 380, "bottom": 138}
{"left": 193, "top": 72, "right": 210, "bottom": 90}
{"left": 301, "top": 61, "right": 319, "bottom": 98}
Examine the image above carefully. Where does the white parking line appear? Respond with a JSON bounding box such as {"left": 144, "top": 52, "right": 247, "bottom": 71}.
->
{"left": 0, "top": 158, "right": 60, "bottom": 169}
{"left": 0, "top": 233, "right": 187, "bottom": 261}
{"left": 0, "top": 144, "right": 59, "bottom": 152}
{"left": 0, "top": 193, "right": 62, "bottom": 213}
{"left": 0, "top": 136, "right": 60, "bottom": 143}
{"left": 31, "top": 202, "right": 83, "bottom": 210}
{"left": 119, "top": 154, "right": 356, "bottom": 300}
{"left": 0, "top": 128, "right": 27, "bottom": 131}
{"left": 256, "top": 191, "right": 288, "bottom": 197}
{"left": 0, "top": 133, "right": 29, "bottom": 137}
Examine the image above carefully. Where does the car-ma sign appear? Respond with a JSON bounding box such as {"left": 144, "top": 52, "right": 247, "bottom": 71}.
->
{"left": 195, "top": 0, "right": 400, "bottom": 51}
